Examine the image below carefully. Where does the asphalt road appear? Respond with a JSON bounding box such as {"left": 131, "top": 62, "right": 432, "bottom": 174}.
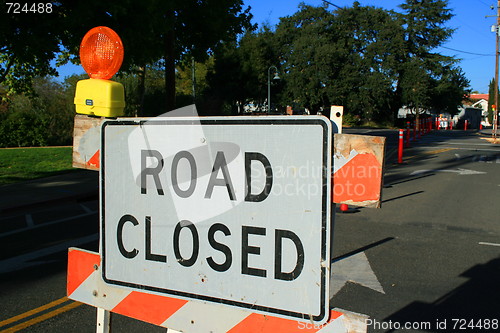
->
{"left": 1, "top": 129, "right": 499, "bottom": 332}
{"left": 332, "top": 129, "right": 500, "bottom": 332}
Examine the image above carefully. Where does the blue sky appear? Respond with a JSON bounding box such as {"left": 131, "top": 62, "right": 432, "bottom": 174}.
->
{"left": 57, "top": 0, "right": 497, "bottom": 93}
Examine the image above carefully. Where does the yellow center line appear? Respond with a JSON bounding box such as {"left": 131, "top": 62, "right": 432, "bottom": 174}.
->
{"left": 0, "top": 297, "right": 68, "bottom": 328}
{"left": 404, "top": 148, "right": 455, "bottom": 161}
{"left": 0, "top": 297, "right": 82, "bottom": 332}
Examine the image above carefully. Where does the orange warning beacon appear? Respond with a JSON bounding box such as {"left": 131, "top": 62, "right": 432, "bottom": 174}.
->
{"left": 74, "top": 26, "right": 125, "bottom": 117}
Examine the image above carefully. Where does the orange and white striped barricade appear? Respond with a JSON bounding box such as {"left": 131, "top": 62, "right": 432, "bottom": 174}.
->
{"left": 67, "top": 116, "right": 369, "bottom": 332}
{"left": 68, "top": 248, "right": 368, "bottom": 333}
{"left": 332, "top": 133, "right": 386, "bottom": 209}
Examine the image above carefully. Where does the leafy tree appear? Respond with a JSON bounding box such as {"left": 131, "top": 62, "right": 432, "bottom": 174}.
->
{"left": 399, "top": 0, "right": 454, "bottom": 55}
{"left": 115, "top": 63, "right": 166, "bottom": 117}
{"left": 400, "top": 58, "right": 432, "bottom": 116}
{"left": 0, "top": 77, "right": 74, "bottom": 147}
{"left": 176, "top": 57, "right": 215, "bottom": 102}
{"left": 237, "top": 26, "right": 281, "bottom": 111}
{"left": 394, "top": 0, "right": 459, "bottom": 125}
{"left": 328, "top": 3, "right": 404, "bottom": 122}
{"left": 0, "top": 1, "right": 252, "bottom": 114}
{"left": 205, "top": 42, "right": 245, "bottom": 114}
{"left": 0, "top": 5, "right": 63, "bottom": 94}
{"left": 204, "top": 0, "right": 467, "bottom": 124}
{"left": 57, "top": 0, "right": 254, "bottom": 113}
{"left": 206, "top": 26, "right": 280, "bottom": 114}
{"left": 274, "top": 3, "right": 404, "bottom": 121}
{"left": 274, "top": 4, "right": 335, "bottom": 113}
{"left": 430, "top": 66, "right": 470, "bottom": 114}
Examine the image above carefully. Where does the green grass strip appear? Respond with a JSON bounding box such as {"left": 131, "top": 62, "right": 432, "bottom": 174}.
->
{"left": 0, "top": 147, "right": 75, "bottom": 185}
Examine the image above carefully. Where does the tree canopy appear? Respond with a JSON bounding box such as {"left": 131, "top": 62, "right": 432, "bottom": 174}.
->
{"left": 1, "top": 0, "right": 471, "bottom": 132}
{"left": 1, "top": 0, "right": 253, "bottom": 110}
{"left": 0, "top": 6, "right": 62, "bottom": 94}
{"left": 209, "top": 0, "right": 469, "bottom": 123}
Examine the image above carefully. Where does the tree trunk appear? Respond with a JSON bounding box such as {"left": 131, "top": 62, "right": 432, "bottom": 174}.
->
{"left": 391, "top": 77, "right": 403, "bottom": 126}
{"left": 137, "top": 65, "right": 146, "bottom": 117}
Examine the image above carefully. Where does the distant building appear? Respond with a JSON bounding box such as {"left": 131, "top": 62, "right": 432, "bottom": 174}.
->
{"left": 455, "top": 106, "right": 482, "bottom": 129}
{"left": 468, "top": 93, "right": 488, "bottom": 101}
{"left": 397, "top": 106, "right": 433, "bottom": 119}
{"left": 465, "top": 94, "right": 489, "bottom": 125}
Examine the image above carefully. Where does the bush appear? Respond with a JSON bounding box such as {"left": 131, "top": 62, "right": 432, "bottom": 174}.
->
{"left": 0, "top": 77, "right": 74, "bottom": 147}
{"left": 343, "top": 112, "right": 361, "bottom": 127}
{"left": 0, "top": 111, "right": 48, "bottom": 147}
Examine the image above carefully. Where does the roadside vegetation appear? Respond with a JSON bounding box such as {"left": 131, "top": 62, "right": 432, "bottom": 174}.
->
{"left": 0, "top": 0, "right": 472, "bottom": 150}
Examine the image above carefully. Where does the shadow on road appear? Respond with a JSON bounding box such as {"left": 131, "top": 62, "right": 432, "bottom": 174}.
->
{"left": 383, "top": 174, "right": 434, "bottom": 188}
{"left": 381, "top": 191, "right": 425, "bottom": 204}
{"left": 0, "top": 239, "right": 98, "bottom": 283}
{"left": 384, "top": 257, "right": 500, "bottom": 332}
{"left": 332, "top": 237, "right": 396, "bottom": 263}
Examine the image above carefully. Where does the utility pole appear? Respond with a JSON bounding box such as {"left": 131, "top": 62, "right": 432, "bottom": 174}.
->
{"left": 494, "top": 1, "right": 499, "bottom": 138}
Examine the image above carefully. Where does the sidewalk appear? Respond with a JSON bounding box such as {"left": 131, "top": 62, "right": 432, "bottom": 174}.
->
{"left": 478, "top": 127, "right": 500, "bottom": 137}
{"left": 0, "top": 169, "right": 98, "bottom": 212}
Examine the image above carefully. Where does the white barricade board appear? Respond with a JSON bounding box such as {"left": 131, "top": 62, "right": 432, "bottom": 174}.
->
{"left": 100, "top": 116, "right": 333, "bottom": 324}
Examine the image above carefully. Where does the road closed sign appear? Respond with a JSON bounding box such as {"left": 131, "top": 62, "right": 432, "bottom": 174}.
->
{"left": 101, "top": 116, "right": 332, "bottom": 324}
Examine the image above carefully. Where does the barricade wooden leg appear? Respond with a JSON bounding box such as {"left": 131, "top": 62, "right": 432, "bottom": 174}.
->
{"left": 96, "top": 308, "right": 110, "bottom": 333}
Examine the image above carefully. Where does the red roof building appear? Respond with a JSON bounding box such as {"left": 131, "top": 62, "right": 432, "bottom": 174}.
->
{"left": 469, "top": 94, "right": 489, "bottom": 100}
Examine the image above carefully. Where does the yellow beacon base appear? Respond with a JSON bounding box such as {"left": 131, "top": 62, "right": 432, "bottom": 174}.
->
{"left": 74, "top": 79, "right": 125, "bottom": 117}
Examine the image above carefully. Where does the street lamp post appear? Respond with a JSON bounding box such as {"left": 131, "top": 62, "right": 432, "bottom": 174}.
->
{"left": 267, "top": 66, "right": 280, "bottom": 114}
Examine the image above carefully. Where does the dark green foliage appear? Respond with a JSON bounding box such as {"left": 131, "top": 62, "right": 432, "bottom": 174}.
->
{"left": 430, "top": 66, "right": 471, "bottom": 114}
{"left": 395, "top": 0, "right": 467, "bottom": 123}
{"left": 273, "top": 0, "right": 468, "bottom": 123}
{"left": 274, "top": 5, "right": 336, "bottom": 113}
{"left": 0, "top": 0, "right": 473, "bottom": 142}
{"left": 399, "top": 0, "right": 454, "bottom": 56}
{"left": 0, "top": 77, "right": 75, "bottom": 147}
{"left": 487, "top": 78, "right": 498, "bottom": 124}
{"left": 0, "top": 110, "right": 48, "bottom": 147}
{"left": 0, "top": 3, "right": 62, "bottom": 94}
{"left": 206, "top": 26, "right": 280, "bottom": 114}
{"left": 326, "top": 3, "right": 405, "bottom": 122}
{"left": 116, "top": 64, "right": 167, "bottom": 117}
{"left": 206, "top": 1, "right": 469, "bottom": 124}
{"left": 56, "top": 0, "right": 253, "bottom": 113}
{"left": 1, "top": 1, "right": 253, "bottom": 113}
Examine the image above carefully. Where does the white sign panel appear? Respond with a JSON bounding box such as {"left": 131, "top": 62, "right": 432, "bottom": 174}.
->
{"left": 101, "top": 116, "right": 332, "bottom": 324}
